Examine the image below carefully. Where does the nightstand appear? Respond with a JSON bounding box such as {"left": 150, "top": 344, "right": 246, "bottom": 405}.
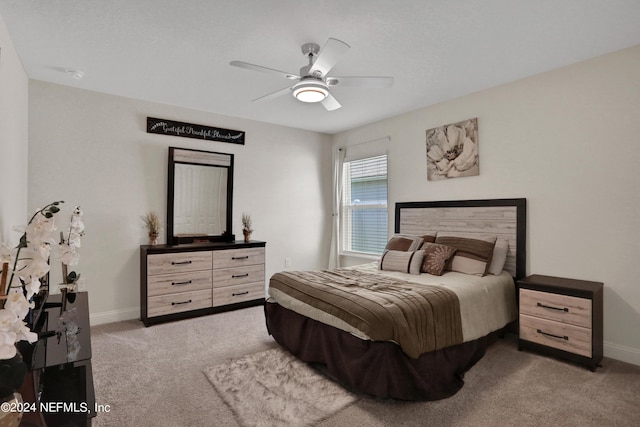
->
{"left": 517, "top": 274, "right": 603, "bottom": 371}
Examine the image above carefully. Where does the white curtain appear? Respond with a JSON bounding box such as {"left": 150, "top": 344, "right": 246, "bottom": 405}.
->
{"left": 328, "top": 137, "right": 390, "bottom": 268}
{"left": 328, "top": 147, "right": 346, "bottom": 269}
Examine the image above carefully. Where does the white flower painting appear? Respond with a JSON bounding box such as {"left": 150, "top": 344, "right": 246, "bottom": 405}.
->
{"left": 426, "top": 118, "right": 479, "bottom": 181}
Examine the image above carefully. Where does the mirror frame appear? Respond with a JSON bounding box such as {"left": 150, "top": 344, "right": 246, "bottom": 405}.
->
{"left": 167, "top": 147, "right": 234, "bottom": 245}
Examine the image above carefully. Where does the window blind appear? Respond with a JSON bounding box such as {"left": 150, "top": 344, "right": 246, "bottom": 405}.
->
{"left": 341, "top": 154, "right": 388, "bottom": 255}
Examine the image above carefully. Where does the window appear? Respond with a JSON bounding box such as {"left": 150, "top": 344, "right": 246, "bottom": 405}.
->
{"left": 340, "top": 154, "right": 388, "bottom": 256}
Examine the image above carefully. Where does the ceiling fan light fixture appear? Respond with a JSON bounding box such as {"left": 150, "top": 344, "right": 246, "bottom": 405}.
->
{"left": 292, "top": 80, "right": 328, "bottom": 103}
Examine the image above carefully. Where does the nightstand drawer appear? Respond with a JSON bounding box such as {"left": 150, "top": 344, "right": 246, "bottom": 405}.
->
{"left": 520, "top": 288, "right": 592, "bottom": 328}
{"left": 520, "top": 314, "right": 592, "bottom": 357}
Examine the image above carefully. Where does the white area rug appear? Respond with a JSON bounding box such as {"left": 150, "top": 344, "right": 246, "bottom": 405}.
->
{"left": 204, "top": 347, "right": 358, "bottom": 427}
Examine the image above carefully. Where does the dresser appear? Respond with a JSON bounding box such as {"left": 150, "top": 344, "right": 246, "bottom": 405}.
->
{"left": 517, "top": 274, "right": 603, "bottom": 371}
{"left": 140, "top": 241, "right": 266, "bottom": 326}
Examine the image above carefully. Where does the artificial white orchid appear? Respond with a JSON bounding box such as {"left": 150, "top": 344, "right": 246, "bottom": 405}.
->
{"left": 59, "top": 206, "right": 84, "bottom": 282}
{"left": 4, "top": 291, "right": 33, "bottom": 320}
{"left": 0, "top": 309, "right": 20, "bottom": 358}
{"left": 0, "top": 294, "right": 38, "bottom": 358}
{"left": 60, "top": 243, "right": 80, "bottom": 266}
{"left": 0, "top": 201, "right": 84, "bottom": 359}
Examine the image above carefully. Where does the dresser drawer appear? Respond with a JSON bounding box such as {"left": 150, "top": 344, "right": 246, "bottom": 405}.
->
{"left": 147, "top": 251, "right": 212, "bottom": 275}
{"left": 147, "top": 289, "right": 212, "bottom": 317}
{"left": 212, "top": 282, "right": 264, "bottom": 306}
{"left": 520, "top": 314, "right": 592, "bottom": 357}
{"left": 520, "top": 288, "right": 592, "bottom": 328}
{"left": 148, "top": 270, "right": 212, "bottom": 297}
{"left": 212, "top": 264, "right": 265, "bottom": 288}
{"left": 212, "top": 247, "right": 265, "bottom": 269}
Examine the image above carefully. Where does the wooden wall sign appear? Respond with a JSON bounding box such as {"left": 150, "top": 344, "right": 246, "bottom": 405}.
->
{"left": 147, "top": 117, "right": 245, "bottom": 145}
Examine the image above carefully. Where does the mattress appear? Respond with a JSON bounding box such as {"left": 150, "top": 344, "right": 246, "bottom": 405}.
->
{"left": 268, "top": 262, "right": 517, "bottom": 346}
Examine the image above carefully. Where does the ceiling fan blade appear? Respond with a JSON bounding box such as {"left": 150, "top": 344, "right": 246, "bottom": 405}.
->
{"left": 321, "top": 93, "right": 341, "bottom": 111}
{"left": 309, "top": 38, "right": 350, "bottom": 78}
{"left": 251, "top": 86, "right": 292, "bottom": 103}
{"left": 230, "top": 61, "right": 300, "bottom": 80}
{"left": 327, "top": 76, "right": 394, "bottom": 88}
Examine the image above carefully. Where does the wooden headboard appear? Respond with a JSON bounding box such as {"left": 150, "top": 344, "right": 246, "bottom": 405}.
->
{"left": 395, "top": 198, "right": 527, "bottom": 279}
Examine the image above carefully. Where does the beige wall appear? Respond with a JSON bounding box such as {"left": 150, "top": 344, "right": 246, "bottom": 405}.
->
{"left": 333, "top": 45, "right": 640, "bottom": 365}
{"left": 28, "top": 81, "right": 333, "bottom": 324}
{"left": 0, "top": 14, "right": 28, "bottom": 242}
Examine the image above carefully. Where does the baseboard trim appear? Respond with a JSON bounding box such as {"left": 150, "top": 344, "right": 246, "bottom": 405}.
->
{"left": 604, "top": 341, "right": 640, "bottom": 367}
{"left": 90, "top": 307, "right": 139, "bottom": 326}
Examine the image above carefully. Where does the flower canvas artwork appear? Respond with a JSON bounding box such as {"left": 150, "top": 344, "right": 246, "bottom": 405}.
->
{"left": 426, "top": 118, "right": 479, "bottom": 181}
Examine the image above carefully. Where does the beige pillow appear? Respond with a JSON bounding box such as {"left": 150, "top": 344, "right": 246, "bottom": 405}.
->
{"left": 379, "top": 250, "right": 425, "bottom": 275}
{"left": 435, "top": 233, "right": 497, "bottom": 276}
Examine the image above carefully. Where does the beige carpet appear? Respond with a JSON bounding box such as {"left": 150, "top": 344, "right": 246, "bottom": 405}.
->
{"left": 90, "top": 305, "right": 640, "bottom": 426}
{"left": 204, "top": 348, "right": 357, "bottom": 427}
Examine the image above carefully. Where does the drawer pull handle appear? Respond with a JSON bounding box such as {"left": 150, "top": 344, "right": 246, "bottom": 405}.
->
{"left": 172, "top": 280, "right": 192, "bottom": 286}
{"left": 172, "top": 299, "right": 192, "bottom": 305}
{"left": 232, "top": 291, "right": 249, "bottom": 297}
{"left": 232, "top": 273, "right": 249, "bottom": 279}
{"left": 171, "top": 260, "right": 193, "bottom": 265}
{"left": 536, "top": 329, "right": 568, "bottom": 341}
{"left": 232, "top": 256, "right": 249, "bottom": 260}
{"left": 537, "top": 302, "right": 569, "bottom": 312}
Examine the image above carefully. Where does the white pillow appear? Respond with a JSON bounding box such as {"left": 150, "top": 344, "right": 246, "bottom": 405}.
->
{"left": 488, "top": 238, "right": 509, "bottom": 275}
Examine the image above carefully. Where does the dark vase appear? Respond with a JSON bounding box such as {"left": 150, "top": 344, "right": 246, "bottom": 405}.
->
{"left": 0, "top": 350, "right": 27, "bottom": 398}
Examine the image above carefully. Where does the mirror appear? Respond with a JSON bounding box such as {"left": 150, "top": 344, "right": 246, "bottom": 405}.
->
{"left": 167, "top": 147, "right": 234, "bottom": 244}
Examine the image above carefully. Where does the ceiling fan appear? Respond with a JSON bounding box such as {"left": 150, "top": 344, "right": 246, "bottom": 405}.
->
{"left": 230, "top": 38, "right": 394, "bottom": 111}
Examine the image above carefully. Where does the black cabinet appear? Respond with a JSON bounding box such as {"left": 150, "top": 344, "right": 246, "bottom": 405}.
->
{"left": 18, "top": 292, "right": 95, "bottom": 426}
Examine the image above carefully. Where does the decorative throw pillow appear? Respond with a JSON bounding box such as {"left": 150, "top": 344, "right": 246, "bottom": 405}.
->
{"left": 384, "top": 235, "right": 423, "bottom": 252}
{"left": 487, "top": 238, "right": 509, "bottom": 275}
{"left": 420, "top": 243, "right": 457, "bottom": 276}
{"left": 435, "top": 233, "right": 497, "bottom": 276}
{"left": 379, "top": 250, "right": 425, "bottom": 275}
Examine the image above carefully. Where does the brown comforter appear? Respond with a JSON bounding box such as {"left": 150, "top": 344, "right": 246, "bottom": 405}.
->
{"left": 269, "top": 269, "right": 463, "bottom": 358}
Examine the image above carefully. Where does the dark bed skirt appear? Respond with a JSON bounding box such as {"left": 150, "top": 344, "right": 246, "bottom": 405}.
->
{"left": 264, "top": 301, "right": 495, "bottom": 401}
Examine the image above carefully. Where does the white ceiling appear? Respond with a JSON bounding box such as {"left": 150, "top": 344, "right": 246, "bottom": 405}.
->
{"left": 2, "top": 0, "right": 640, "bottom": 134}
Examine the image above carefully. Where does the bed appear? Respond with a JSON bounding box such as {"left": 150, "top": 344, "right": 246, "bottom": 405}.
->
{"left": 265, "top": 198, "right": 527, "bottom": 401}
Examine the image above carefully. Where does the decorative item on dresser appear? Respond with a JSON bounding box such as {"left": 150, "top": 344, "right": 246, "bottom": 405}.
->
{"left": 241, "top": 213, "right": 253, "bottom": 243}
{"left": 141, "top": 211, "right": 162, "bottom": 245}
{"left": 517, "top": 274, "right": 604, "bottom": 371}
{"left": 140, "top": 241, "right": 266, "bottom": 326}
